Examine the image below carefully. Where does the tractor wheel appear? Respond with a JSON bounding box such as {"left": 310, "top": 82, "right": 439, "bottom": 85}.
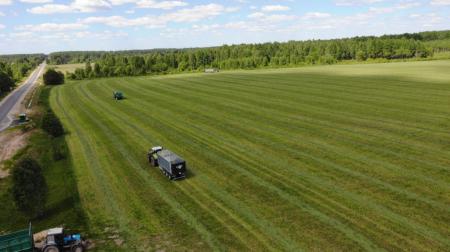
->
{"left": 152, "top": 159, "right": 157, "bottom": 167}
{"left": 43, "top": 245, "right": 60, "bottom": 252}
{"left": 71, "top": 244, "right": 84, "bottom": 252}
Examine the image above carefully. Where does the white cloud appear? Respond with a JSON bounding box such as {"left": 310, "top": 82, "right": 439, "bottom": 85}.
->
{"left": 28, "top": 0, "right": 111, "bottom": 14}
{"left": 248, "top": 12, "right": 296, "bottom": 22}
{"left": 83, "top": 4, "right": 227, "bottom": 28}
{"left": 136, "top": 0, "right": 188, "bottom": 9}
{"left": 20, "top": 0, "right": 53, "bottom": 3}
{"left": 0, "top": 24, "right": 5, "bottom": 29}
{"left": 334, "top": 0, "right": 384, "bottom": 6}
{"left": 84, "top": 15, "right": 166, "bottom": 28}
{"left": 109, "top": 0, "right": 137, "bottom": 5}
{"left": 302, "top": 12, "right": 331, "bottom": 20}
{"left": 0, "top": 0, "right": 12, "bottom": 5}
{"left": 369, "top": 2, "right": 421, "bottom": 14}
{"left": 16, "top": 22, "right": 88, "bottom": 32}
{"left": 430, "top": 0, "right": 450, "bottom": 5}
{"left": 164, "top": 3, "right": 225, "bottom": 22}
{"left": 28, "top": 4, "right": 74, "bottom": 14}
{"left": 261, "top": 5, "right": 290, "bottom": 12}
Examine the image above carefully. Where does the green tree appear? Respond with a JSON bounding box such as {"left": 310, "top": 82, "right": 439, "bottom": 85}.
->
{"left": 0, "top": 71, "right": 15, "bottom": 92}
{"left": 12, "top": 157, "right": 48, "bottom": 217}
{"left": 43, "top": 69, "right": 65, "bottom": 85}
{"left": 41, "top": 111, "right": 64, "bottom": 137}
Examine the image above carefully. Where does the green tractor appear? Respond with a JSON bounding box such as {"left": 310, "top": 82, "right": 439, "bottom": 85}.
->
{"left": 113, "top": 91, "right": 124, "bottom": 100}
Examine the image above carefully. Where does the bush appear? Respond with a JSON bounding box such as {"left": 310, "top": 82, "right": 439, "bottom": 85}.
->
{"left": 12, "top": 157, "right": 48, "bottom": 217}
{"left": 52, "top": 141, "right": 67, "bottom": 161}
{"left": 43, "top": 69, "right": 64, "bottom": 85}
{"left": 0, "top": 70, "right": 14, "bottom": 92}
{"left": 41, "top": 111, "right": 64, "bottom": 137}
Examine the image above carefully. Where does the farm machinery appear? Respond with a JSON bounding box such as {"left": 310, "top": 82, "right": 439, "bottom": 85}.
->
{"left": 40, "top": 227, "right": 85, "bottom": 252}
{"left": 0, "top": 224, "right": 84, "bottom": 252}
{"left": 113, "top": 91, "right": 124, "bottom": 100}
{"left": 148, "top": 146, "right": 187, "bottom": 180}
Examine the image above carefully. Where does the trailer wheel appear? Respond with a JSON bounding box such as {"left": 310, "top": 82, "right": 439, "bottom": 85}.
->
{"left": 43, "top": 245, "right": 60, "bottom": 252}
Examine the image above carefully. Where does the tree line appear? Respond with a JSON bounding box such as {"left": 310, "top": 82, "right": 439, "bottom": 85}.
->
{"left": 0, "top": 54, "right": 46, "bottom": 95}
{"left": 45, "top": 30, "right": 450, "bottom": 80}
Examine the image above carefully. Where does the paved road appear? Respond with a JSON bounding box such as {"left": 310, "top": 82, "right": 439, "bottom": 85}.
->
{"left": 0, "top": 63, "right": 46, "bottom": 132}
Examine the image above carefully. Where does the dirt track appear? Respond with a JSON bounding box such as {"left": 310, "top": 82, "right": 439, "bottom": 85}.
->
{"left": 0, "top": 130, "right": 31, "bottom": 178}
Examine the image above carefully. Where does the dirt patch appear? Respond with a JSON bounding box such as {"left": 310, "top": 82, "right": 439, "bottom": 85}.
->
{"left": 0, "top": 130, "right": 32, "bottom": 178}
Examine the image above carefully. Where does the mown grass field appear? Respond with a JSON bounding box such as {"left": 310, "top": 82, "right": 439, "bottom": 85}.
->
{"left": 49, "top": 60, "right": 450, "bottom": 251}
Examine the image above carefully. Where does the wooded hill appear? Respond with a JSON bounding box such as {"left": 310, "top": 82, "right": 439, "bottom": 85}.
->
{"left": 47, "top": 30, "right": 450, "bottom": 80}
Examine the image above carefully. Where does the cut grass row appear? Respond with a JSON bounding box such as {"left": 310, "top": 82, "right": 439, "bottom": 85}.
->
{"left": 50, "top": 60, "right": 450, "bottom": 251}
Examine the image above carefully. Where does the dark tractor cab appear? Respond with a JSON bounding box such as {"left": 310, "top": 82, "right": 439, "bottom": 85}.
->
{"left": 148, "top": 146, "right": 187, "bottom": 180}
{"left": 113, "top": 91, "right": 124, "bottom": 100}
{"left": 42, "top": 228, "right": 84, "bottom": 252}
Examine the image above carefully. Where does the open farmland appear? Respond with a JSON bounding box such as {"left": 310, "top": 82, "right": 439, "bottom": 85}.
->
{"left": 49, "top": 60, "right": 450, "bottom": 251}
{"left": 48, "top": 63, "right": 85, "bottom": 74}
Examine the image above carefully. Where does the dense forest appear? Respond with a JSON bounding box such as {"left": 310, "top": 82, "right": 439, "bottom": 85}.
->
{"left": 46, "top": 30, "right": 450, "bottom": 80}
{"left": 0, "top": 54, "right": 45, "bottom": 95}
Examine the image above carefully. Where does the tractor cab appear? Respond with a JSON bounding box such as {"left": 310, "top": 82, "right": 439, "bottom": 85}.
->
{"left": 113, "top": 91, "right": 124, "bottom": 100}
{"left": 148, "top": 146, "right": 163, "bottom": 166}
{"left": 42, "top": 227, "right": 84, "bottom": 252}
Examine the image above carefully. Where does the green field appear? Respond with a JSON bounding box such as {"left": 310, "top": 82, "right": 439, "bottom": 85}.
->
{"left": 48, "top": 63, "right": 85, "bottom": 74}
{"left": 49, "top": 61, "right": 450, "bottom": 251}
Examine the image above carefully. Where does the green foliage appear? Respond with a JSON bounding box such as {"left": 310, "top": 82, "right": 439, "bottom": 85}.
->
{"left": 0, "top": 70, "right": 15, "bottom": 93}
{"left": 50, "top": 30, "right": 450, "bottom": 80}
{"left": 41, "top": 111, "right": 64, "bottom": 137}
{"left": 0, "top": 54, "right": 45, "bottom": 82}
{"left": 11, "top": 157, "right": 48, "bottom": 217}
{"left": 43, "top": 69, "right": 65, "bottom": 85}
{"left": 0, "top": 86, "right": 86, "bottom": 235}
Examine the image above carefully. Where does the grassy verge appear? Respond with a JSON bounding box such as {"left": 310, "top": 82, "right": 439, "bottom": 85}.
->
{"left": 0, "top": 86, "right": 86, "bottom": 235}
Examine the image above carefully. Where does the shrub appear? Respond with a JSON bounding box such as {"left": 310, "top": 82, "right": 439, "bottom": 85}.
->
{"left": 41, "top": 111, "right": 64, "bottom": 137}
{"left": 11, "top": 157, "right": 48, "bottom": 217}
{"left": 43, "top": 69, "right": 65, "bottom": 85}
{"left": 0, "top": 70, "right": 14, "bottom": 92}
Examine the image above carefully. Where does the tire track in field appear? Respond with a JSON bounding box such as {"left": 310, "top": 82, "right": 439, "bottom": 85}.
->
{"left": 151, "top": 75, "right": 448, "bottom": 179}
{"left": 53, "top": 87, "right": 132, "bottom": 235}
{"left": 76, "top": 81, "right": 306, "bottom": 251}
{"left": 155, "top": 75, "right": 449, "bottom": 173}
{"left": 83, "top": 82, "right": 383, "bottom": 250}
{"left": 68, "top": 83, "right": 227, "bottom": 251}
{"left": 103, "top": 79, "right": 448, "bottom": 248}
{"left": 174, "top": 74, "right": 450, "bottom": 150}
{"left": 119, "top": 77, "right": 450, "bottom": 211}
{"left": 216, "top": 73, "right": 450, "bottom": 115}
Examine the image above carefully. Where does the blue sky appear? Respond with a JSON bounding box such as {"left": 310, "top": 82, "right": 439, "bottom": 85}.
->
{"left": 0, "top": 0, "right": 449, "bottom": 54}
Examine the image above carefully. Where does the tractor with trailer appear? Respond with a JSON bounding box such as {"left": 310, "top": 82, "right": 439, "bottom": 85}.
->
{"left": 113, "top": 91, "right": 124, "bottom": 100}
{"left": 0, "top": 224, "right": 84, "bottom": 252}
{"left": 148, "top": 146, "right": 187, "bottom": 180}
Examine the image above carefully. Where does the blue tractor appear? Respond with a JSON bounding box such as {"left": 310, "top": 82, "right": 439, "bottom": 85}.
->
{"left": 41, "top": 228, "right": 84, "bottom": 252}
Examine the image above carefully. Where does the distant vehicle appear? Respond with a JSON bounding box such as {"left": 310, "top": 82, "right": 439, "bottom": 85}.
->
{"left": 113, "top": 91, "right": 124, "bottom": 100}
{"left": 148, "top": 146, "right": 187, "bottom": 180}
{"left": 41, "top": 227, "right": 84, "bottom": 252}
{"left": 205, "top": 68, "right": 219, "bottom": 73}
{"left": 18, "top": 113, "right": 28, "bottom": 124}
